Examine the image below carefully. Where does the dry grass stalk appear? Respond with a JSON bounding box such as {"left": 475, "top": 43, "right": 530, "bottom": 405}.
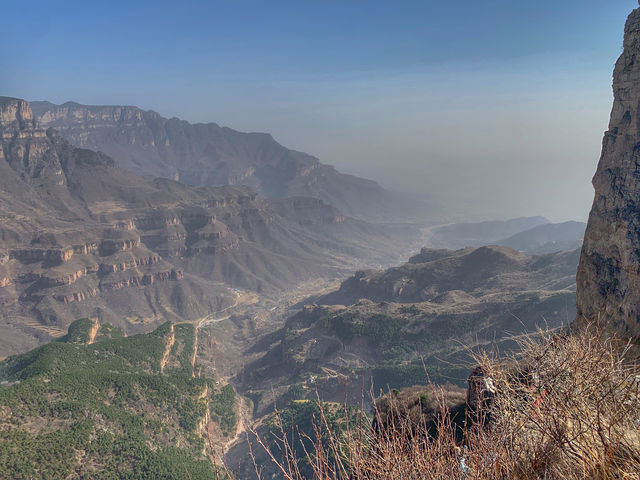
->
{"left": 252, "top": 324, "right": 640, "bottom": 480}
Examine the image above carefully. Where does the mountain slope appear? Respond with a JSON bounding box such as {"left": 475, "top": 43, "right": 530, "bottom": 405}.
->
{"left": 0, "top": 319, "right": 230, "bottom": 479}
{"left": 240, "top": 245, "right": 578, "bottom": 414}
{"left": 30, "top": 101, "right": 436, "bottom": 223}
{"left": 0, "top": 97, "right": 418, "bottom": 357}
{"left": 425, "top": 217, "right": 550, "bottom": 249}
{"left": 321, "top": 245, "right": 578, "bottom": 305}
{"left": 496, "top": 221, "right": 586, "bottom": 254}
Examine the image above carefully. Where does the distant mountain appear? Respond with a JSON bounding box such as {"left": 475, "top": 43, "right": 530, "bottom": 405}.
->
{"left": 321, "top": 245, "right": 578, "bottom": 305}
{"left": 239, "top": 245, "right": 579, "bottom": 416}
{"left": 496, "top": 221, "right": 586, "bottom": 254}
{"left": 426, "top": 216, "right": 550, "bottom": 249}
{"left": 30, "top": 101, "right": 438, "bottom": 223}
{"left": 0, "top": 97, "right": 418, "bottom": 357}
{"left": 0, "top": 319, "right": 230, "bottom": 479}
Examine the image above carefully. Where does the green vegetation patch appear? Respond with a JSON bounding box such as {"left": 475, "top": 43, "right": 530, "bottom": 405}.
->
{"left": 210, "top": 384, "right": 237, "bottom": 436}
{"left": 0, "top": 319, "right": 228, "bottom": 480}
{"left": 63, "top": 317, "right": 96, "bottom": 343}
{"left": 322, "top": 311, "right": 409, "bottom": 346}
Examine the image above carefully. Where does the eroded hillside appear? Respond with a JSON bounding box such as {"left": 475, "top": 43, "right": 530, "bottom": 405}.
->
{"left": 0, "top": 97, "right": 419, "bottom": 357}
{"left": 0, "top": 319, "right": 235, "bottom": 479}
{"left": 238, "top": 245, "right": 578, "bottom": 415}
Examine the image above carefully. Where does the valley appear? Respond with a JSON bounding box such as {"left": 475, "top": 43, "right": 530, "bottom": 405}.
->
{"left": 0, "top": 97, "right": 422, "bottom": 358}
{"left": 0, "top": 97, "right": 592, "bottom": 478}
{"left": 213, "top": 243, "right": 580, "bottom": 478}
{"left": 4, "top": 2, "right": 640, "bottom": 478}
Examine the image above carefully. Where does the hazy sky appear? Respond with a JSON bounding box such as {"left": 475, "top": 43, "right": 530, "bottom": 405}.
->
{"left": 1, "top": 0, "right": 636, "bottom": 222}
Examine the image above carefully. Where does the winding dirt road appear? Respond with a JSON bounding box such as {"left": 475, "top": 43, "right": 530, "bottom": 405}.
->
{"left": 196, "top": 291, "right": 241, "bottom": 330}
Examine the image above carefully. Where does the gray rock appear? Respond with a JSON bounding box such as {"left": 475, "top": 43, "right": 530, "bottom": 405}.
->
{"left": 577, "top": 6, "right": 640, "bottom": 339}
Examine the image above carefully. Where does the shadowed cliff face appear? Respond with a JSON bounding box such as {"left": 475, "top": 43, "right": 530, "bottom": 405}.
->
{"left": 577, "top": 6, "right": 640, "bottom": 340}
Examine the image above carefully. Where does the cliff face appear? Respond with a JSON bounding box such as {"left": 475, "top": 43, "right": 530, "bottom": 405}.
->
{"left": 30, "top": 101, "right": 436, "bottom": 222}
{"left": 0, "top": 98, "right": 66, "bottom": 187}
{"left": 576, "top": 7, "right": 640, "bottom": 340}
{"left": 0, "top": 97, "right": 417, "bottom": 357}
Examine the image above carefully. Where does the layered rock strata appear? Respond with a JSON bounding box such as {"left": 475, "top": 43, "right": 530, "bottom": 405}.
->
{"left": 0, "top": 97, "right": 418, "bottom": 356}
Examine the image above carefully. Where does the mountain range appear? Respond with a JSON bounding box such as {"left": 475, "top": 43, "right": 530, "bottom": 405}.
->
{"left": 425, "top": 217, "right": 586, "bottom": 254}
{"left": 0, "top": 97, "right": 420, "bottom": 357}
{"left": 4, "top": 3, "right": 640, "bottom": 478}
{"left": 497, "top": 220, "right": 585, "bottom": 254}
{"left": 30, "top": 101, "right": 437, "bottom": 223}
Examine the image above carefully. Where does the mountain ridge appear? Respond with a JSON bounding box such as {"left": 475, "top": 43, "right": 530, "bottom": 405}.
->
{"left": 237, "top": 244, "right": 578, "bottom": 418}
{"left": 497, "top": 220, "right": 585, "bottom": 254}
{"left": 30, "top": 100, "right": 438, "bottom": 223}
{"left": 0, "top": 96, "right": 419, "bottom": 357}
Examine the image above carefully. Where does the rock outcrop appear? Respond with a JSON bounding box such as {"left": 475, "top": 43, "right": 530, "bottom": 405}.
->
{"left": 577, "top": 6, "right": 640, "bottom": 340}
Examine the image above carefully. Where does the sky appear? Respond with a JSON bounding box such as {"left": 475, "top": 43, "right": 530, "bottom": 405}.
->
{"left": 1, "top": 0, "right": 637, "bottom": 222}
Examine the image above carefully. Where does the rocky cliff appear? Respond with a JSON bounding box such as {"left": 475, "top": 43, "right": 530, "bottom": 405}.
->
{"left": 30, "top": 101, "right": 436, "bottom": 223}
{"left": 577, "top": 6, "right": 640, "bottom": 340}
{"left": 0, "top": 97, "right": 417, "bottom": 357}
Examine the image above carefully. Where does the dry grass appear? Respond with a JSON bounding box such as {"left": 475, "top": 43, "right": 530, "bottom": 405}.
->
{"left": 251, "top": 324, "right": 640, "bottom": 479}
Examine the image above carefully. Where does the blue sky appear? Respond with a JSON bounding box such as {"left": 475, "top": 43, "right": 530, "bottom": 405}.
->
{"left": 1, "top": 0, "right": 636, "bottom": 221}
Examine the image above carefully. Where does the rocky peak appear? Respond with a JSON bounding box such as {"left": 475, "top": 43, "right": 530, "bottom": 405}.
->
{"left": 576, "top": 6, "right": 640, "bottom": 340}
{"left": 0, "top": 97, "right": 34, "bottom": 132}
{"left": 0, "top": 97, "right": 64, "bottom": 182}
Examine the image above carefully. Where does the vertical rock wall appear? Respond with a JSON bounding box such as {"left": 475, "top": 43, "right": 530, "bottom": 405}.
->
{"left": 577, "top": 6, "right": 640, "bottom": 340}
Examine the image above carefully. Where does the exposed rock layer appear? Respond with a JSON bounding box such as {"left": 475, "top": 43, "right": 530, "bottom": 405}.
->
{"left": 0, "top": 97, "right": 417, "bottom": 356}
{"left": 577, "top": 7, "right": 640, "bottom": 340}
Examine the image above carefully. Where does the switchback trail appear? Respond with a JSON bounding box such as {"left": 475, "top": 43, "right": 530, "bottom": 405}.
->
{"left": 196, "top": 291, "right": 241, "bottom": 330}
